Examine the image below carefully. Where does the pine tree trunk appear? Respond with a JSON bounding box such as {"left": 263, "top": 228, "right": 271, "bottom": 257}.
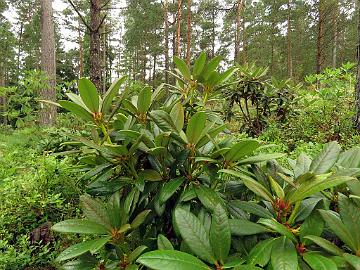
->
{"left": 90, "top": 0, "right": 102, "bottom": 92}
{"left": 164, "top": 0, "right": 169, "bottom": 84}
{"left": 316, "top": 0, "right": 325, "bottom": 74}
{"left": 235, "top": 0, "right": 244, "bottom": 62}
{"left": 287, "top": 0, "right": 293, "bottom": 78}
{"left": 40, "top": 0, "right": 57, "bottom": 126}
{"left": 332, "top": 0, "right": 338, "bottom": 68}
{"left": 176, "top": 0, "right": 182, "bottom": 57}
{"left": 354, "top": 0, "right": 360, "bottom": 131}
{"left": 0, "top": 62, "right": 7, "bottom": 125}
{"left": 78, "top": 20, "right": 84, "bottom": 77}
{"left": 186, "top": 0, "right": 191, "bottom": 65}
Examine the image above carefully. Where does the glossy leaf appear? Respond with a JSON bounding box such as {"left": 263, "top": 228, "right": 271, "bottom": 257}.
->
{"left": 174, "top": 207, "right": 216, "bottom": 264}
{"left": 258, "top": 219, "right": 297, "bottom": 243}
{"left": 193, "top": 52, "right": 206, "bottom": 77}
{"left": 157, "top": 234, "right": 174, "bottom": 250}
{"left": 137, "top": 87, "right": 152, "bottom": 113}
{"left": 174, "top": 56, "right": 191, "bottom": 80}
{"left": 170, "top": 102, "right": 185, "bottom": 132}
{"left": 78, "top": 78, "right": 99, "bottom": 112}
{"left": 56, "top": 239, "right": 103, "bottom": 262}
{"left": 225, "top": 140, "right": 260, "bottom": 162}
{"left": 186, "top": 111, "right": 206, "bottom": 144}
{"left": 271, "top": 237, "right": 298, "bottom": 270}
{"left": 59, "top": 101, "right": 93, "bottom": 122}
{"left": 137, "top": 250, "right": 210, "bottom": 270}
{"left": 303, "top": 236, "right": 343, "bottom": 256}
{"left": 248, "top": 238, "right": 277, "bottom": 267}
{"left": 303, "top": 252, "right": 338, "bottom": 270}
{"left": 229, "top": 219, "right": 270, "bottom": 236}
{"left": 319, "top": 210, "right": 357, "bottom": 251}
{"left": 309, "top": 142, "right": 341, "bottom": 174}
{"left": 159, "top": 178, "right": 185, "bottom": 205}
{"left": 210, "top": 204, "right": 231, "bottom": 264}
{"left": 102, "top": 76, "right": 127, "bottom": 113}
{"left": 220, "top": 169, "right": 273, "bottom": 202}
{"left": 52, "top": 219, "right": 109, "bottom": 235}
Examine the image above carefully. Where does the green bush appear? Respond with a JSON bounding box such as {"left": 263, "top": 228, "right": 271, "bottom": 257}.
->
{"left": 49, "top": 54, "right": 360, "bottom": 270}
{"left": 0, "top": 128, "right": 81, "bottom": 269}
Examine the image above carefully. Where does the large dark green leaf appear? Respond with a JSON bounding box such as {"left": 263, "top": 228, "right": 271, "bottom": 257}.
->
{"left": 174, "top": 56, "right": 191, "bottom": 80}
{"left": 337, "top": 147, "right": 360, "bottom": 168}
{"left": 229, "top": 219, "right": 270, "bottom": 236}
{"left": 225, "top": 140, "right": 260, "bottom": 162}
{"left": 196, "top": 186, "right": 224, "bottom": 212}
{"left": 294, "top": 153, "right": 312, "bottom": 179}
{"left": 174, "top": 208, "right": 216, "bottom": 264}
{"left": 229, "top": 201, "right": 272, "bottom": 219}
{"left": 80, "top": 195, "right": 112, "bottom": 230}
{"left": 186, "top": 111, "right": 206, "bottom": 144}
{"left": 59, "top": 101, "right": 93, "bottom": 122}
{"left": 56, "top": 238, "right": 108, "bottom": 262}
{"left": 319, "top": 210, "right": 356, "bottom": 251}
{"left": 137, "top": 250, "right": 211, "bottom": 270}
{"left": 137, "top": 87, "right": 152, "bottom": 113}
{"left": 270, "top": 237, "right": 298, "bottom": 270}
{"left": 201, "top": 56, "right": 221, "bottom": 80}
{"left": 303, "top": 252, "right": 338, "bottom": 270}
{"left": 102, "top": 76, "right": 127, "bottom": 113}
{"left": 210, "top": 204, "right": 231, "bottom": 264}
{"left": 170, "top": 102, "right": 185, "bottom": 132}
{"left": 193, "top": 52, "right": 206, "bottom": 77}
{"left": 303, "top": 236, "right": 343, "bottom": 256}
{"left": 258, "top": 219, "right": 297, "bottom": 243}
{"left": 309, "top": 142, "right": 341, "bottom": 174}
{"left": 78, "top": 78, "right": 99, "bottom": 112}
{"left": 287, "top": 176, "right": 352, "bottom": 204}
{"left": 52, "top": 219, "right": 109, "bottom": 235}
{"left": 159, "top": 178, "right": 185, "bottom": 205}
{"left": 338, "top": 194, "right": 360, "bottom": 251}
{"left": 248, "top": 238, "right": 277, "bottom": 267}
{"left": 220, "top": 169, "right": 273, "bottom": 202}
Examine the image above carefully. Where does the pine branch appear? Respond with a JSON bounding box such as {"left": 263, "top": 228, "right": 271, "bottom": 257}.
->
{"left": 67, "top": 0, "right": 92, "bottom": 31}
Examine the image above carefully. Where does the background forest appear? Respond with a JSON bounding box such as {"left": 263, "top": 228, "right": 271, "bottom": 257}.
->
{"left": 1, "top": 0, "right": 360, "bottom": 270}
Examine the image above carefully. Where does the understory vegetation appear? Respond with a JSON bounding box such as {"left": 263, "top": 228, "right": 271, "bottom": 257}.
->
{"left": 1, "top": 53, "right": 360, "bottom": 270}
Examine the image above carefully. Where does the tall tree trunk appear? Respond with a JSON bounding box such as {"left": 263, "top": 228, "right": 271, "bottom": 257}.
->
{"left": 78, "top": 20, "right": 84, "bottom": 77}
{"left": 40, "top": 0, "right": 57, "bottom": 126}
{"left": 90, "top": 0, "right": 102, "bottom": 92}
{"left": 164, "top": 0, "right": 169, "bottom": 84}
{"left": 186, "top": 0, "right": 191, "bottom": 65}
{"left": 102, "top": 23, "right": 107, "bottom": 92}
{"left": 287, "top": 0, "right": 293, "bottom": 78}
{"left": 316, "top": 0, "right": 325, "bottom": 74}
{"left": 354, "top": 0, "right": 360, "bottom": 131}
{"left": 235, "top": 0, "right": 244, "bottom": 62}
{"left": 153, "top": 54, "right": 156, "bottom": 86}
{"left": 17, "top": 22, "right": 23, "bottom": 79}
{"left": 176, "top": 0, "right": 182, "bottom": 57}
{"left": 0, "top": 62, "right": 7, "bottom": 125}
{"left": 211, "top": 7, "right": 215, "bottom": 58}
{"left": 332, "top": 0, "right": 338, "bottom": 68}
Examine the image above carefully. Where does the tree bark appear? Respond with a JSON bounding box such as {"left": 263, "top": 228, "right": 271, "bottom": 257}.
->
{"left": 164, "top": 0, "right": 169, "bottom": 84}
{"left": 176, "top": 0, "right": 182, "bottom": 57}
{"left": 316, "top": 0, "right": 325, "bottom": 74}
{"left": 186, "top": 0, "right": 191, "bottom": 65}
{"left": 354, "top": 0, "right": 360, "bottom": 131}
{"left": 332, "top": 0, "right": 338, "bottom": 68}
{"left": 0, "top": 62, "right": 7, "bottom": 125}
{"left": 90, "top": 0, "right": 103, "bottom": 92}
{"left": 40, "top": 0, "right": 57, "bottom": 126}
{"left": 287, "top": 0, "right": 293, "bottom": 78}
{"left": 78, "top": 19, "right": 84, "bottom": 77}
{"left": 234, "top": 0, "right": 244, "bottom": 62}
